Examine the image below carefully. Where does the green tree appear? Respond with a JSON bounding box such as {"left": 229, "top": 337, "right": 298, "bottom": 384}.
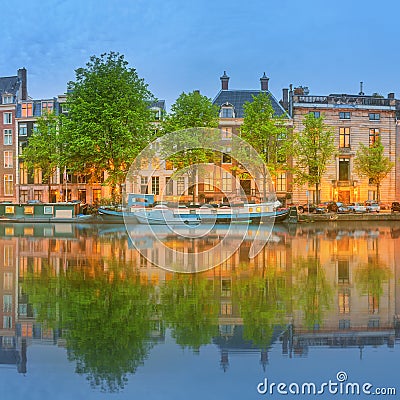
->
{"left": 161, "top": 91, "right": 219, "bottom": 202}
{"left": 161, "top": 274, "right": 219, "bottom": 351}
{"left": 23, "top": 259, "right": 157, "bottom": 392}
{"left": 354, "top": 139, "right": 393, "bottom": 201}
{"left": 20, "top": 112, "right": 60, "bottom": 202}
{"left": 241, "top": 92, "right": 288, "bottom": 201}
{"left": 291, "top": 114, "right": 336, "bottom": 204}
{"left": 61, "top": 52, "right": 154, "bottom": 202}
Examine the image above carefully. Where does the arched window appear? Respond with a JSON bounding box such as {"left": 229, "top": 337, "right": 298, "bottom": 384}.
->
{"left": 220, "top": 103, "right": 235, "bottom": 118}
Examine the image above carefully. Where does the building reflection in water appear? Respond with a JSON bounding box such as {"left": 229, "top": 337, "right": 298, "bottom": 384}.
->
{"left": 0, "top": 221, "right": 399, "bottom": 390}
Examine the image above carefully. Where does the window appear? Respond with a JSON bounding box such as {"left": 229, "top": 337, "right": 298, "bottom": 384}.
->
{"left": 3, "top": 113, "right": 12, "bottom": 124}
{"left": 338, "top": 260, "right": 349, "bottom": 283}
{"left": 339, "top": 127, "right": 350, "bottom": 148}
{"left": 221, "top": 127, "right": 232, "bottom": 139}
{"left": 339, "top": 112, "right": 350, "bottom": 119}
{"left": 369, "top": 113, "right": 380, "bottom": 121}
{"left": 34, "top": 190, "right": 42, "bottom": 201}
{"left": 3, "top": 316, "right": 12, "bottom": 329}
{"left": 21, "top": 103, "right": 33, "bottom": 117}
{"left": 4, "top": 246, "right": 13, "bottom": 267}
{"left": 152, "top": 176, "right": 159, "bottom": 195}
{"left": 42, "top": 101, "right": 53, "bottom": 114}
{"left": 4, "top": 175, "right": 13, "bottom": 196}
{"left": 165, "top": 177, "right": 173, "bottom": 196}
{"left": 177, "top": 177, "right": 185, "bottom": 195}
{"left": 369, "top": 128, "right": 380, "bottom": 146}
{"left": 221, "top": 302, "right": 232, "bottom": 315}
{"left": 222, "top": 171, "right": 232, "bottom": 192}
{"left": 339, "top": 319, "right": 350, "bottom": 329}
{"left": 3, "top": 129, "right": 12, "bottom": 145}
{"left": 140, "top": 176, "right": 148, "bottom": 194}
{"left": 220, "top": 106, "right": 234, "bottom": 118}
{"left": 310, "top": 111, "right": 320, "bottom": 118}
{"left": 204, "top": 172, "right": 214, "bottom": 192}
{"left": 338, "top": 158, "right": 350, "bottom": 181}
{"left": 338, "top": 290, "right": 350, "bottom": 314}
{"left": 3, "top": 295, "right": 12, "bottom": 313}
{"left": 222, "top": 147, "right": 231, "bottom": 164}
{"left": 2, "top": 95, "right": 13, "bottom": 104}
{"left": 368, "top": 294, "right": 379, "bottom": 314}
{"left": 3, "top": 273, "right": 12, "bottom": 290}
{"left": 276, "top": 172, "right": 286, "bottom": 191}
{"left": 19, "top": 123, "right": 28, "bottom": 136}
{"left": 4, "top": 151, "right": 13, "bottom": 168}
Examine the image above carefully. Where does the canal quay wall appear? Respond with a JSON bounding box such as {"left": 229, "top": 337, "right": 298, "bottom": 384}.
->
{"left": 298, "top": 212, "right": 400, "bottom": 222}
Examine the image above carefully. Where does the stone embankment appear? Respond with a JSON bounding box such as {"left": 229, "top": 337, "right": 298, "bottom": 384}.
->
{"left": 298, "top": 212, "right": 400, "bottom": 222}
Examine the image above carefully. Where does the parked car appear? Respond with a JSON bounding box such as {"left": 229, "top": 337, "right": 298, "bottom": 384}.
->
{"left": 391, "top": 202, "right": 400, "bottom": 213}
{"left": 337, "top": 203, "right": 353, "bottom": 213}
{"left": 365, "top": 201, "right": 380, "bottom": 213}
{"left": 297, "top": 203, "right": 318, "bottom": 213}
{"left": 349, "top": 202, "right": 367, "bottom": 213}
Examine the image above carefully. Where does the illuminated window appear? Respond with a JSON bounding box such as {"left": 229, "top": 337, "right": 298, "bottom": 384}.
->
{"left": 177, "top": 177, "right": 185, "bottom": 195}
{"left": 3, "top": 113, "right": 12, "bottom": 124}
{"left": 3, "top": 129, "right": 12, "bottom": 145}
{"left": 369, "top": 128, "right": 380, "bottom": 146}
{"left": 4, "top": 151, "right": 13, "bottom": 168}
{"left": 338, "top": 290, "right": 350, "bottom": 314}
{"left": 339, "top": 127, "right": 350, "bottom": 148}
{"left": 21, "top": 103, "right": 33, "bottom": 117}
{"left": 222, "top": 171, "right": 232, "bottom": 192}
{"left": 4, "top": 175, "right": 13, "bottom": 196}
{"left": 4, "top": 246, "right": 13, "bottom": 267}
{"left": 3, "top": 273, "right": 12, "bottom": 290}
{"left": 221, "top": 302, "right": 232, "bottom": 315}
{"left": 221, "top": 127, "right": 232, "bottom": 139}
{"left": 204, "top": 172, "right": 214, "bottom": 192}
{"left": 276, "top": 172, "right": 286, "bottom": 191}
{"left": 41, "top": 101, "right": 53, "bottom": 114}
{"left": 368, "top": 294, "right": 379, "bottom": 314}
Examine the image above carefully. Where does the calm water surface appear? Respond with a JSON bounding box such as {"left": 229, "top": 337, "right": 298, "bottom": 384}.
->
{"left": 0, "top": 221, "right": 399, "bottom": 399}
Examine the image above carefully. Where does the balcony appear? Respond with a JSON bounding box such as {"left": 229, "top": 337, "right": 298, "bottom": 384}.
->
{"left": 331, "top": 180, "right": 357, "bottom": 187}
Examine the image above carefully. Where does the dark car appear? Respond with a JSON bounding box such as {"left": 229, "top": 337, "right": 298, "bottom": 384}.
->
{"left": 391, "top": 202, "right": 400, "bottom": 213}
{"left": 297, "top": 203, "right": 318, "bottom": 213}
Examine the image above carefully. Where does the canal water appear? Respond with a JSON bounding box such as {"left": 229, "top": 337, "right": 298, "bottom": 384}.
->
{"left": 0, "top": 221, "right": 399, "bottom": 399}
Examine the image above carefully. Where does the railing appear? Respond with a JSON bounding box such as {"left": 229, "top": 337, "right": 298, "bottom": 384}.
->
{"left": 295, "top": 95, "right": 393, "bottom": 107}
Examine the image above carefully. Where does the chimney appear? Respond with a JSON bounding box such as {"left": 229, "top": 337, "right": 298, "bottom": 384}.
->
{"left": 388, "top": 92, "right": 395, "bottom": 99}
{"left": 359, "top": 81, "right": 364, "bottom": 96}
{"left": 17, "top": 68, "right": 27, "bottom": 100}
{"left": 220, "top": 71, "right": 229, "bottom": 90}
{"left": 281, "top": 88, "right": 289, "bottom": 110}
{"left": 260, "top": 72, "right": 269, "bottom": 91}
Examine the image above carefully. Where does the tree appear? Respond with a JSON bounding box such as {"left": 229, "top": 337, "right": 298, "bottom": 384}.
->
{"left": 241, "top": 92, "right": 288, "bottom": 201}
{"left": 161, "top": 91, "right": 219, "bottom": 202}
{"left": 291, "top": 114, "right": 336, "bottom": 204}
{"left": 61, "top": 52, "right": 154, "bottom": 202}
{"left": 20, "top": 112, "right": 60, "bottom": 202}
{"left": 354, "top": 139, "right": 393, "bottom": 201}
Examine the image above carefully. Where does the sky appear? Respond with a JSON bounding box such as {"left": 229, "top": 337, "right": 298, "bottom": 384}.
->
{"left": 1, "top": 0, "right": 399, "bottom": 108}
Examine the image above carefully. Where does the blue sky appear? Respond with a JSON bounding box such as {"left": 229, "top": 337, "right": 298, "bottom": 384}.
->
{"left": 1, "top": 0, "right": 399, "bottom": 108}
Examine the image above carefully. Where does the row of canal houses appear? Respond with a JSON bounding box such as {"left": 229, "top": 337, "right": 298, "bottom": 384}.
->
{"left": 0, "top": 68, "right": 399, "bottom": 205}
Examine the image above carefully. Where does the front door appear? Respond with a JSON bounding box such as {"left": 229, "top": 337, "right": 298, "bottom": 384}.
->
{"left": 338, "top": 190, "right": 350, "bottom": 203}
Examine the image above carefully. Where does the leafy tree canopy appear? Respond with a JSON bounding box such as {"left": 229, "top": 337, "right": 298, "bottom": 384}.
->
{"left": 61, "top": 52, "right": 154, "bottom": 199}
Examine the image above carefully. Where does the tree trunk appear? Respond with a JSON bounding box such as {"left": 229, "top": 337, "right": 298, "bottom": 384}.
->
{"left": 48, "top": 177, "right": 51, "bottom": 203}
{"left": 376, "top": 182, "right": 380, "bottom": 202}
{"left": 315, "top": 181, "right": 320, "bottom": 204}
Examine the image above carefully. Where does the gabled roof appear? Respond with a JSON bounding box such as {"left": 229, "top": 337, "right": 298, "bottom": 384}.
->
{"left": 151, "top": 100, "right": 166, "bottom": 110}
{"left": 0, "top": 76, "right": 19, "bottom": 97}
{"left": 213, "top": 89, "right": 287, "bottom": 118}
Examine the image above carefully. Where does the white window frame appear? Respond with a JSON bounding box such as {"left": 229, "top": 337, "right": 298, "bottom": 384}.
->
{"left": 3, "top": 129, "right": 12, "bottom": 145}
{"left": 4, "top": 174, "right": 13, "bottom": 196}
{"left": 19, "top": 123, "right": 28, "bottom": 136}
{"left": 3, "top": 113, "right": 12, "bottom": 124}
{"left": 4, "top": 151, "right": 13, "bottom": 168}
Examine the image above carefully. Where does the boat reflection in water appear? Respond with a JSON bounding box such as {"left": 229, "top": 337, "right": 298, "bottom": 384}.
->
{"left": 1, "top": 221, "right": 400, "bottom": 397}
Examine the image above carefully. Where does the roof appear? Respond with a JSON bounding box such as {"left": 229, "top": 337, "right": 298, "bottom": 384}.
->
{"left": 151, "top": 100, "right": 166, "bottom": 110}
{"left": 0, "top": 76, "right": 20, "bottom": 101}
{"left": 213, "top": 89, "right": 287, "bottom": 118}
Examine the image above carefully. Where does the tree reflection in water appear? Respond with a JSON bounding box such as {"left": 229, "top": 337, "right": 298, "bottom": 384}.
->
{"left": 23, "top": 258, "right": 156, "bottom": 392}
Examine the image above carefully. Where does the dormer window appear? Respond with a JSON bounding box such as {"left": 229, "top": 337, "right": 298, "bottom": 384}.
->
{"left": 220, "top": 103, "right": 235, "bottom": 118}
{"left": 151, "top": 107, "right": 162, "bottom": 121}
{"left": 2, "top": 94, "right": 13, "bottom": 104}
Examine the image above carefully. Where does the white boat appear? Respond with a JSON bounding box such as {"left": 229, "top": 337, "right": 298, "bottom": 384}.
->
{"left": 133, "top": 207, "right": 201, "bottom": 226}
